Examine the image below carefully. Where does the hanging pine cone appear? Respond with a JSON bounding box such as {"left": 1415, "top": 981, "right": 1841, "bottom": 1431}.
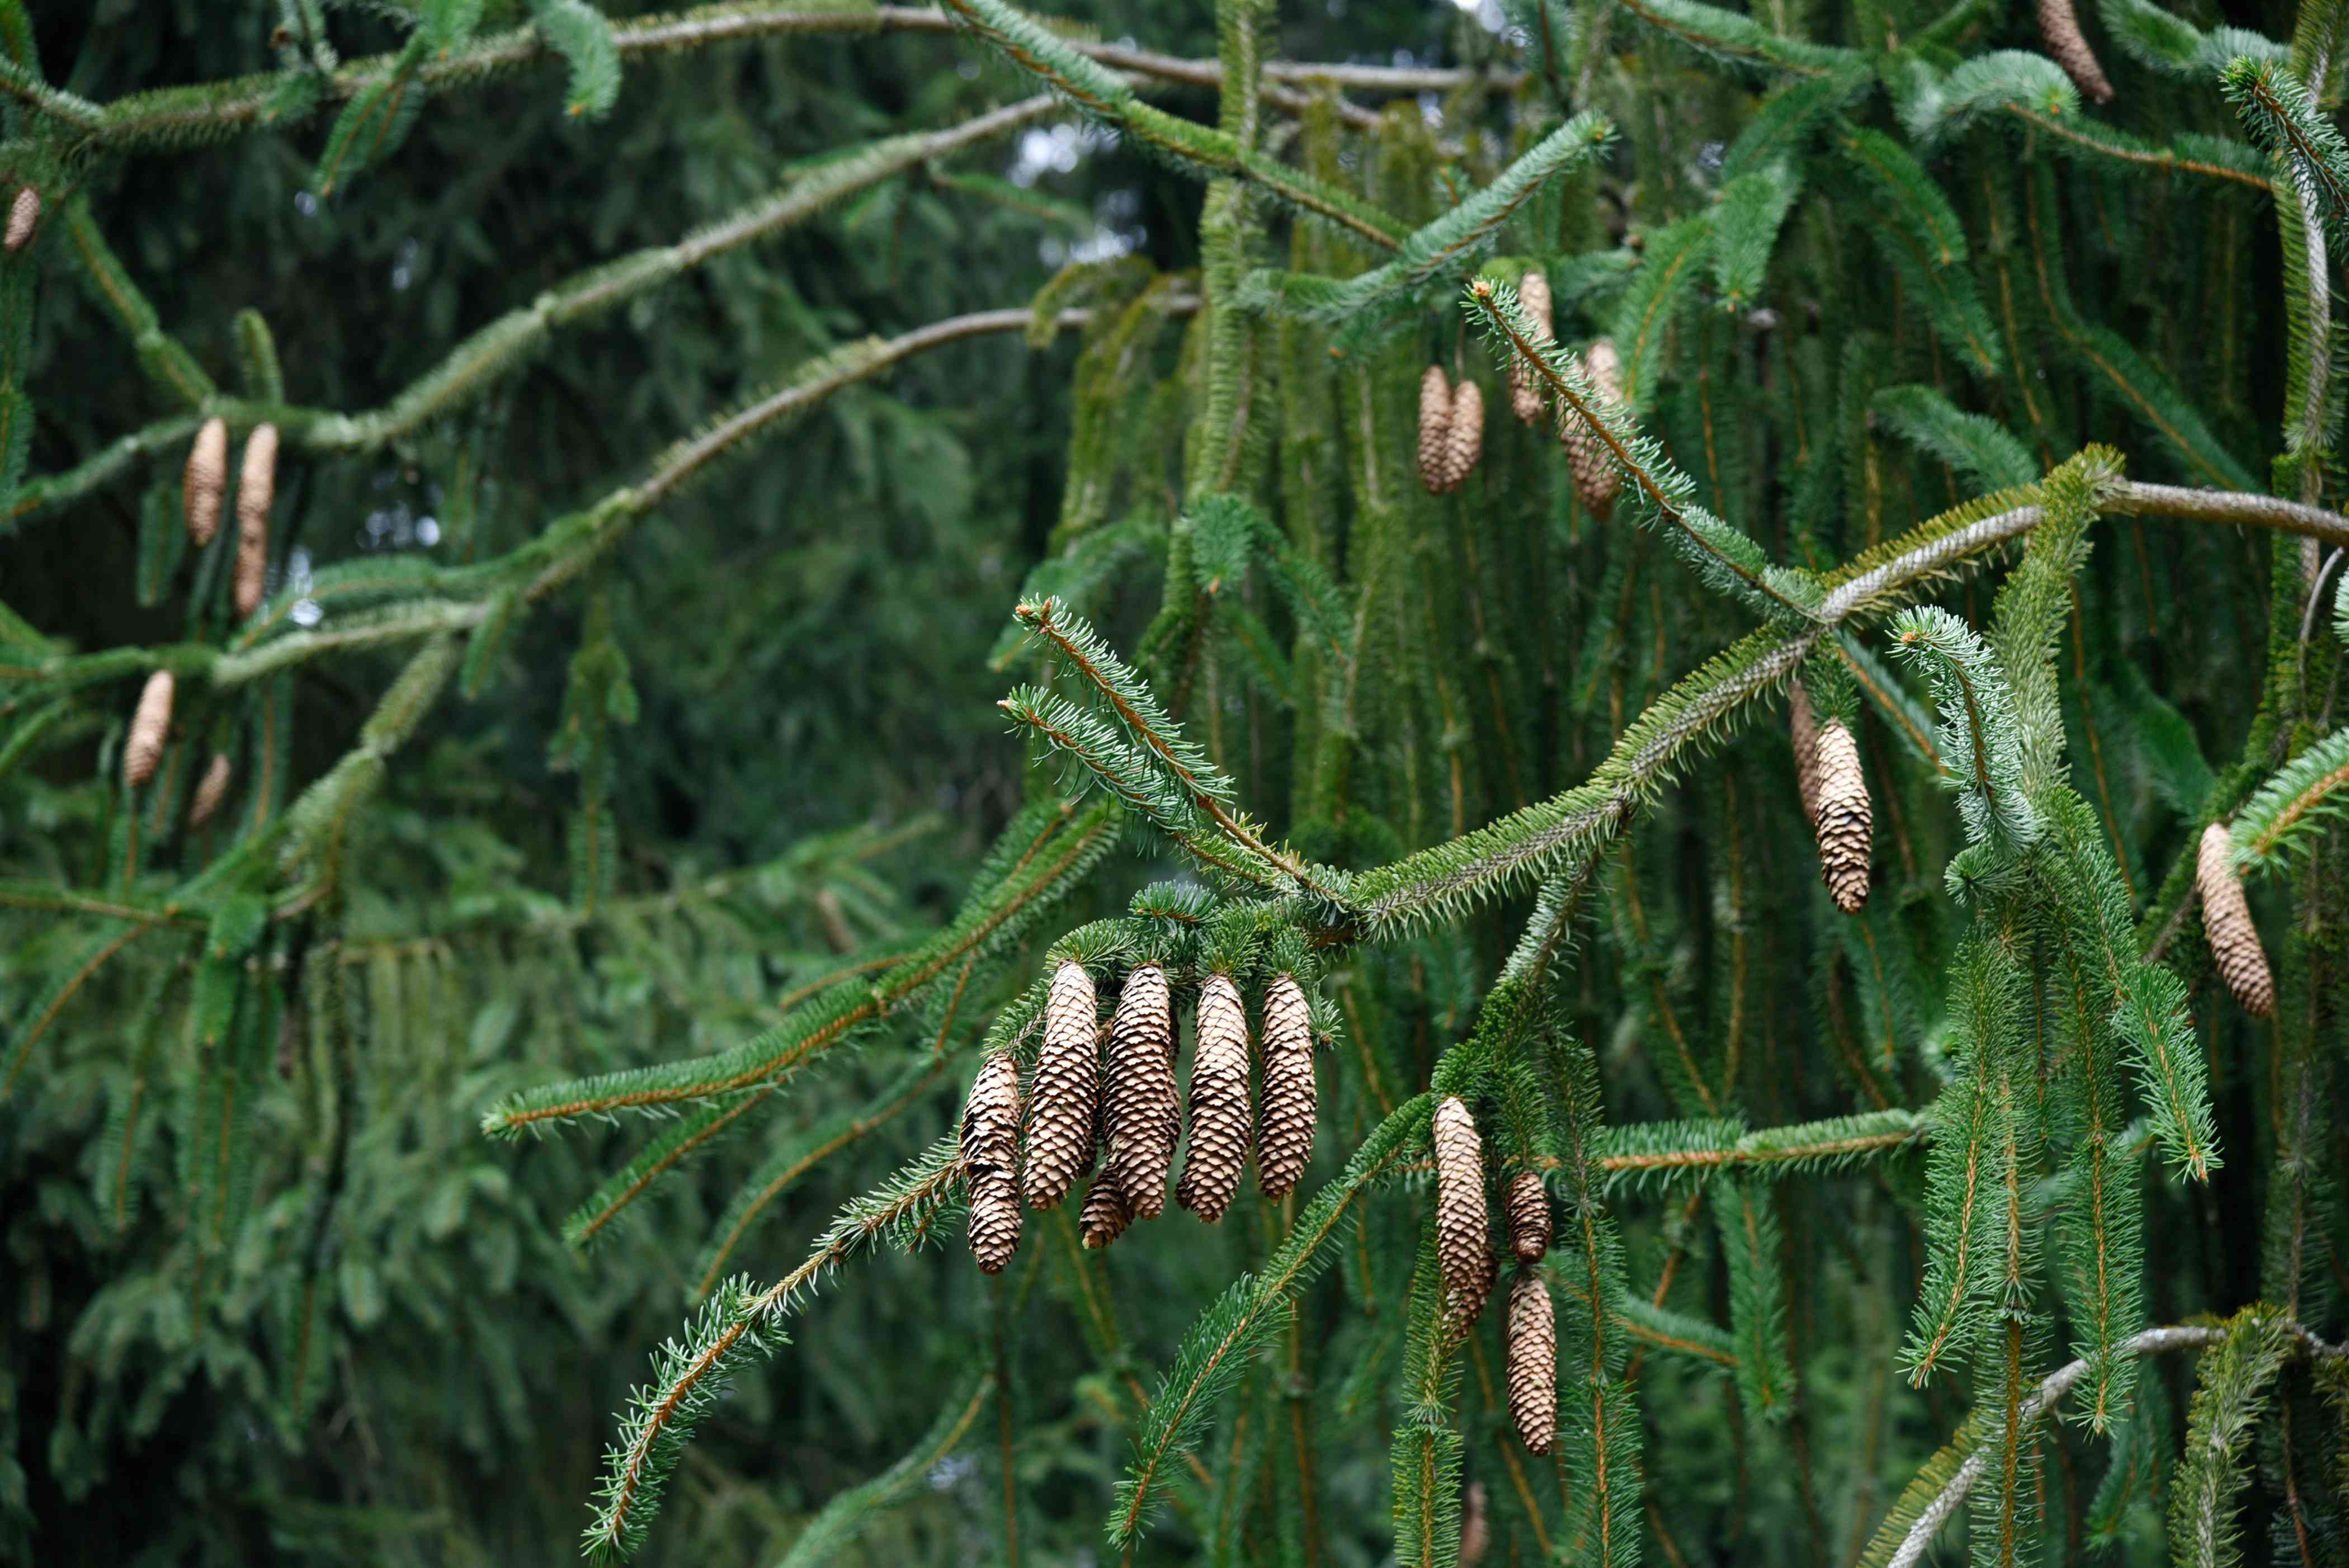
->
{"left": 1508, "top": 269, "right": 1554, "bottom": 424}
{"left": 1417, "top": 366, "right": 1455, "bottom": 495}
{"left": 1560, "top": 338, "right": 1623, "bottom": 520}
{"left": 124, "top": 670, "right": 174, "bottom": 788}
{"left": 1504, "top": 1171, "right": 1551, "bottom": 1264}
{"left": 1459, "top": 1481, "right": 1491, "bottom": 1568}
{"left": 1442, "top": 379, "right": 1485, "bottom": 491}
{"left": 2197, "top": 822, "right": 2274, "bottom": 1017}
{"left": 1444, "top": 1239, "right": 1499, "bottom": 1327}
{"left": 1789, "top": 682, "right": 1823, "bottom": 826}
{"left": 1812, "top": 719, "right": 1872, "bottom": 914}
{"left": 1104, "top": 961, "right": 1178, "bottom": 1218}
{"left": 2036, "top": 0, "right": 2114, "bottom": 103}
{"left": 1256, "top": 972, "right": 1316, "bottom": 1198}
{"left": 234, "top": 423, "right": 278, "bottom": 618}
{"left": 1079, "top": 1169, "right": 1133, "bottom": 1249}
{"left": 1176, "top": 972, "right": 1252, "bottom": 1223}
{"left": 184, "top": 417, "right": 228, "bottom": 547}
{"left": 187, "top": 752, "right": 232, "bottom": 828}
{"left": 1022, "top": 960, "right": 1100, "bottom": 1211}
{"left": 1505, "top": 1270, "right": 1558, "bottom": 1455}
{"left": 3, "top": 186, "right": 37, "bottom": 253}
{"left": 963, "top": 1049, "right": 1023, "bottom": 1274}
{"left": 1433, "top": 1096, "right": 1489, "bottom": 1300}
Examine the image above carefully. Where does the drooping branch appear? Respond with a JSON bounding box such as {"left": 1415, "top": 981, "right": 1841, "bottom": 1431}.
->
{"left": 11, "top": 102, "right": 1072, "bottom": 527}
{"left": 1873, "top": 1322, "right": 2345, "bottom": 1568}
{"left": 8, "top": 3, "right": 1504, "bottom": 154}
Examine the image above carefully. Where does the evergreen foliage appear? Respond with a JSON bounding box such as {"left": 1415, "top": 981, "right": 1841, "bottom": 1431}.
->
{"left": 6, "top": 0, "right": 2349, "bottom": 1564}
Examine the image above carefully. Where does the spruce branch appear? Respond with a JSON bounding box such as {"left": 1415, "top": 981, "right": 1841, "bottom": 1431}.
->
{"left": 59, "top": 197, "right": 215, "bottom": 409}
{"left": 2229, "top": 726, "right": 2349, "bottom": 875}
{"left": 935, "top": 0, "right": 1409, "bottom": 245}
{"left": 1238, "top": 111, "right": 1614, "bottom": 325}
{"left": 2222, "top": 56, "right": 2349, "bottom": 238}
{"left": 484, "top": 801, "right": 1116, "bottom": 1132}
{"left": 1589, "top": 1109, "right": 1928, "bottom": 1191}
{"left": 583, "top": 1138, "right": 969, "bottom": 1560}
{"left": 1010, "top": 597, "right": 1324, "bottom": 894}
{"left": 1466, "top": 277, "right": 1814, "bottom": 621}
{"left": 1871, "top": 1319, "right": 2342, "bottom": 1568}
{"left": 1887, "top": 606, "right": 2041, "bottom": 853}
{"left": 16, "top": 4, "right": 1511, "bottom": 154}
{"left": 1110, "top": 1093, "right": 1432, "bottom": 1546}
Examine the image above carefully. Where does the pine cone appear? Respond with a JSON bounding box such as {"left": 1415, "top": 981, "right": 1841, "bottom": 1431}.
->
{"left": 1177, "top": 972, "right": 1252, "bottom": 1222}
{"left": 1442, "top": 379, "right": 1485, "bottom": 491}
{"left": 1504, "top": 1171, "right": 1551, "bottom": 1264}
{"left": 1256, "top": 972, "right": 1317, "bottom": 1198}
{"left": 1444, "top": 1239, "right": 1499, "bottom": 1328}
{"left": 234, "top": 423, "right": 279, "bottom": 619}
{"left": 1789, "top": 682, "right": 1822, "bottom": 826}
{"left": 1022, "top": 960, "right": 1100, "bottom": 1210}
{"left": 124, "top": 670, "right": 174, "bottom": 788}
{"left": 1812, "top": 719, "right": 1872, "bottom": 914}
{"left": 962, "top": 1049, "right": 1023, "bottom": 1274}
{"left": 1079, "top": 1168, "right": 1133, "bottom": 1249}
{"left": 1459, "top": 1481, "right": 1490, "bottom": 1568}
{"left": 184, "top": 417, "right": 228, "bottom": 548}
{"left": 1417, "top": 366, "right": 1455, "bottom": 495}
{"left": 1433, "top": 1096, "right": 1489, "bottom": 1300}
{"left": 2036, "top": 0, "right": 2114, "bottom": 103}
{"left": 1105, "top": 961, "right": 1178, "bottom": 1218}
{"left": 188, "top": 752, "right": 233, "bottom": 829}
{"left": 1505, "top": 1270, "right": 1558, "bottom": 1455}
{"left": 3, "top": 186, "right": 37, "bottom": 253}
{"left": 2197, "top": 822, "right": 2273, "bottom": 1017}
{"left": 1508, "top": 269, "right": 1555, "bottom": 424}
{"left": 1560, "top": 338, "right": 1623, "bottom": 519}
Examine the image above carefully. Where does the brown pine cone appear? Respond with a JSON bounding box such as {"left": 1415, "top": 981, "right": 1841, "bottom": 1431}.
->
{"left": 1444, "top": 1239, "right": 1499, "bottom": 1328}
{"left": 1177, "top": 972, "right": 1252, "bottom": 1222}
{"left": 1417, "top": 366, "right": 1455, "bottom": 495}
{"left": 1256, "top": 972, "right": 1316, "bottom": 1198}
{"left": 1442, "top": 379, "right": 1485, "bottom": 491}
{"left": 184, "top": 418, "right": 228, "bottom": 547}
{"left": 2036, "top": 0, "right": 2114, "bottom": 103}
{"left": 1504, "top": 1171, "right": 1551, "bottom": 1264}
{"left": 961, "top": 1050, "right": 1023, "bottom": 1274}
{"left": 1104, "top": 961, "right": 1178, "bottom": 1218}
{"left": 3, "top": 186, "right": 37, "bottom": 253}
{"left": 1789, "top": 682, "right": 1822, "bottom": 826}
{"left": 1813, "top": 719, "right": 1872, "bottom": 914}
{"left": 1460, "top": 1480, "right": 1491, "bottom": 1567}
{"left": 1506, "top": 1270, "right": 1558, "bottom": 1455}
{"left": 234, "top": 423, "right": 279, "bottom": 619}
{"left": 1508, "top": 270, "right": 1555, "bottom": 425}
{"left": 188, "top": 753, "right": 233, "bottom": 829}
{"left": 2197, "top": 822, "right": 2273, "bottom": 1017}
{"left": 1433, "top": 1096, "right": 1489, "bottom": 1300}
{"left": 124, "top": 670, "right": 174, "bottom": 788}
{"left": 1560, "top": 338, "right": 1623, "bottom": 520}
{"left": 1022, "top": 960, "right": 1100, "bottom": 1210}
{"left": 1079, "top": 1168, "right": 1133, "bottom": 1249}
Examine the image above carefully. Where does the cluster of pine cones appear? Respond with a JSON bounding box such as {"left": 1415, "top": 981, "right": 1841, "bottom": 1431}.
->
{"left": 961, "top": 960, "right": 1319, "bottom": 1265}
{"left": 116, "top": 417, "right": 281, "bottom": 818}
{"left": 183, "top": 414, "right": 279, "bottom": 621}
{"left": 1432, "top": 1095, "right": 1557, "bottom": 1457}
{"left": 1442, "top": 267, "right": 1625, "bottom": 521}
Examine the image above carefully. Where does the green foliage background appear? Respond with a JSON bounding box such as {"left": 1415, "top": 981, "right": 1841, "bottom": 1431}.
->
{"left": 2, "top": 0, "right": 2346, "bottom": 1566}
